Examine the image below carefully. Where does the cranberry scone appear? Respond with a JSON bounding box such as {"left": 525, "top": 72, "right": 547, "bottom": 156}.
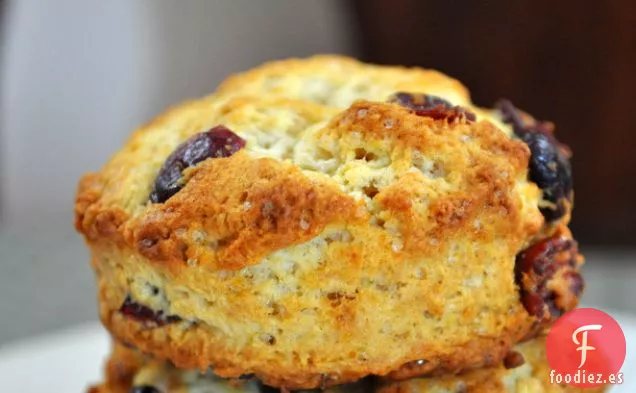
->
{"left": 377, "top": 337, "right": 605, "bottom": 393}
{"left": 90, "top": 337, "right": 604, "bottom": 393}
{"left": 76, "top": 56, "right": 582, "bottom": 389}
{"left": 88, "top": 342, "right": 261, "bottom": 393}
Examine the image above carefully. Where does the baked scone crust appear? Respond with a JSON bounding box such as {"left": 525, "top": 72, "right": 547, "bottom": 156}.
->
{"left": 377, "top": 337, "right": 606, "bottom": 393}
{"left": 88, "top": 341, "right": 261, "bottom": 393}
{"left": 88, "top": 343, "right": 141, "bottom": 393}
{"left": 89, "top": 338, "right": 605, "bottom": 393}
{"left": 77, "top": 56, "right": 579, "bottom": 388}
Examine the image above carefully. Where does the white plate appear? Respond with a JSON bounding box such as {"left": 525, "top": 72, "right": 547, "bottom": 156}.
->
{"left": 1, "top": 313, "right": 635, "bottom": 392}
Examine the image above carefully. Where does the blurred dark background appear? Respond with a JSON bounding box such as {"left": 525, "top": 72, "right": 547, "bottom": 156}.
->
{"left": 347, "top": 0, "right": 636, "bottom": 246}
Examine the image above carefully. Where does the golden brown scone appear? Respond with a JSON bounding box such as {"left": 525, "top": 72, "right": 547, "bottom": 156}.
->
{"left": 76, "top": 56, "right": 581, "bottom": 388}
{"left": 91, "top": 338, "right": 604, "bottom": 393}
{"left": 213, "top": 56, "right": 573, "bottom": 226}
{"left": 377, "top": 337, "right": 606, "bottom": 393}
{"left": 88, "top": 342, "right": 261, "bottom": 393}
{"left": 88, "top": 343, "right": 143, "bottom": 393}
{"left": 213, "top": 56, "right": 471, "bottom": 111}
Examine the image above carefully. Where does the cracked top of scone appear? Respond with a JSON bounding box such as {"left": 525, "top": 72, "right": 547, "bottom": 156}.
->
{"left": 76, "top": 56, "right": 579, "bottom": 389}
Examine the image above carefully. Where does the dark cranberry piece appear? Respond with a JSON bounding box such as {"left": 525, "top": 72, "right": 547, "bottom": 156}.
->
{"left": 150, "top": 126, "right": 245, "bottom": 203}
{"left": 496, "top": 100, "right": 573, "bottom": 222}
{"left": 129, "top": 386, "right": 161, "bottom": 393}
{"left": 525, "top": 133, "right": 573, "bottom": 221}
{"left": 503, "top": 350, "right": 525, "bottom": 369}
{"left": 119, "top": 296, "right": 181, "bottom": 326}
{"left": 514, "top": 233, "right": 584, "bottom": 333}
{"left": 389, "top": 92, "right": 476, "bottom": 122}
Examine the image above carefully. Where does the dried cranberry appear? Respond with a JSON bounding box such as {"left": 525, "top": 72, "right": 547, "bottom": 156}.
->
{"left": 129, "top": 386, "right": 161, "bottom": 393}
{"left": 389, "top": 92, "right": 476, "bottom": 122}
{"left": 119, "top": 296, "right": 181, "bottom": 326}
{"left": 514, "top": 234, "right": 584, "bottom": 333}
{"left": 496, "top": 100, "right": 573, "bottom": 222}
{"left": 503, "top": 350, "right": 525, "bottom": 369}
{"left": 150, "top": 126, "right": 245, "bottom": 203}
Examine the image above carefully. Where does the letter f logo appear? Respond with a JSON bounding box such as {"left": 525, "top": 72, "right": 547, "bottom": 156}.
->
{"left": 572, "top": 324, "right": 602, "bottom": 368}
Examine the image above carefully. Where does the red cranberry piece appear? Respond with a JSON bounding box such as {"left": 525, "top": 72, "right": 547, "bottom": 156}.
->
{"left": 496, "top": 100, "right": 573, "bottom": 222}
{"left": 119, "top": 296, "right": 181, "bottom": 326}
{"left": 503, "top": 350, "right": 525, "bottom": 369}
{"left": 389, "top": 92, "right": 476, "bottom": 122}
{"left": 514, "top": 233, "right": 584, "bottom": 333}
{"left": 150, "top": 125, "right": 245, "bottom": 203}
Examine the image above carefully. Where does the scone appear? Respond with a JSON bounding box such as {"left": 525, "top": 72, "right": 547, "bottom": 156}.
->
{"left": 376, "top": 337, "right": 605, "bottom": 393}
{"left": 76, "top": 56, "right": 582, "bottom": 388}
{"left": 90, "top": 337, "right": 604, "bottom": 393}
{"left": 88, "top": 342, "right": 261, "bottom": 393}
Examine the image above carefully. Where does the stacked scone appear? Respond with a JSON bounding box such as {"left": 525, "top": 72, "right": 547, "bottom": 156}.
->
{"left": 76, "top": 56, "right": 600, "bottom": 393}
